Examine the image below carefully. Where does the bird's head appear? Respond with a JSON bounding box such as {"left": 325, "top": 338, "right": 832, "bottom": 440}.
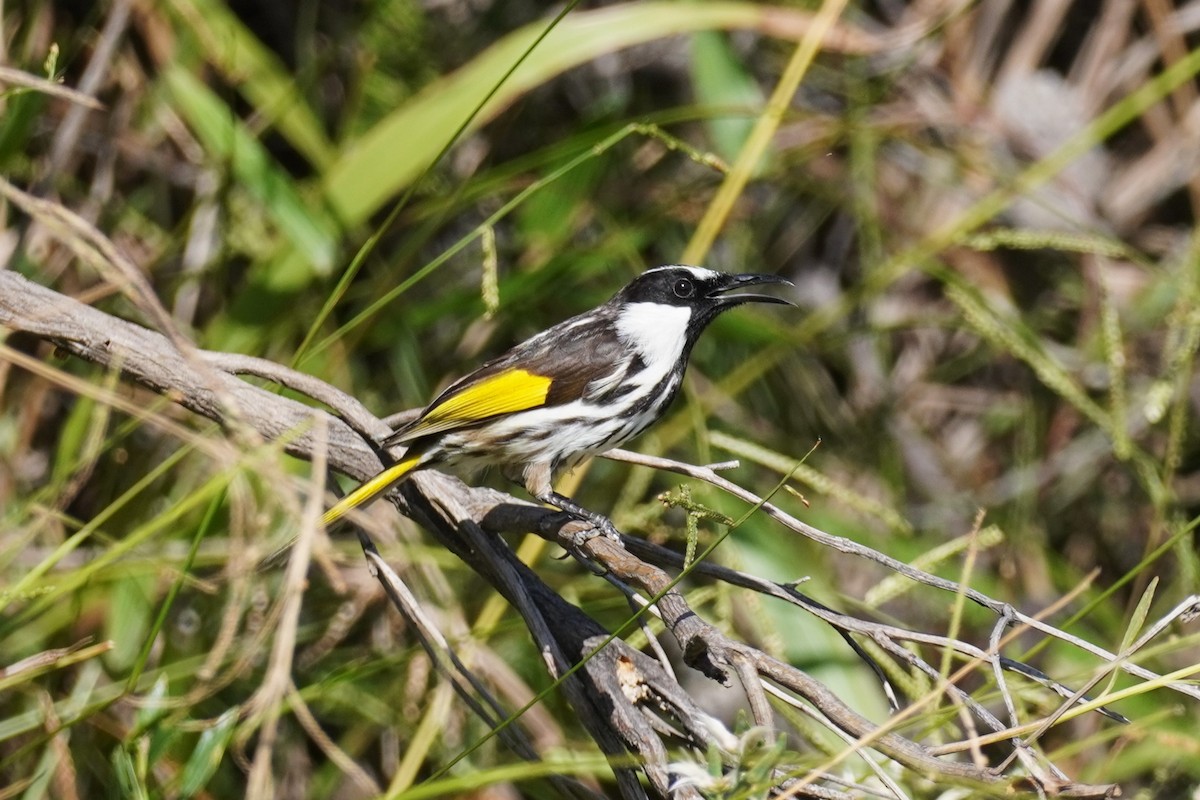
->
{"left": 611, "top": 265, "right": 793, "bottom": 364}
{"left": 618, "top": 265, "right": 792, "bottom": 327}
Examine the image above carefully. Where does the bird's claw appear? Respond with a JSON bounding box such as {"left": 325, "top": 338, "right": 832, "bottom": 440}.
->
{"left": 566, "top": 515, "right": 621, "bottom": 546}
{"left": 593, "top": 515, "right": 622, "bottom": 541}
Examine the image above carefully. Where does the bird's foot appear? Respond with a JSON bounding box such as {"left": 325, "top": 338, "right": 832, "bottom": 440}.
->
{"left": 587, "top": 514, "right": 621, "bottom": 542}
{"left": 537, "top": 491, "right": 623, "bottom": 544}
{"left": 562, "top": 514, "right": 620, "bottom": 546}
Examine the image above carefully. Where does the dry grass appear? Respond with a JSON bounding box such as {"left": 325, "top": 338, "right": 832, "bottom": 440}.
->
{"left": 3, "top": 0, "right": 1200, "bottom": 797}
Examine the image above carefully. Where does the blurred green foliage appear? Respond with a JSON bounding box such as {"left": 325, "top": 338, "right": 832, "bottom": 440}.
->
{"left": 3, "top": 0, "right": 1200, "bottom": 797}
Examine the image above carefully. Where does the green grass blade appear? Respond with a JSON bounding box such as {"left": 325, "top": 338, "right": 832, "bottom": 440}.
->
{"left": 690, "top": 31, "right": 764, "bottom": 164}
{"left": 321, "top": 2, "right": 848, "bottom": 225}
{"left": 165, "top": 0, "right": 335, "bottom": 169}
{"left": 163, "top": 66, "right": 340, "bottom": 276}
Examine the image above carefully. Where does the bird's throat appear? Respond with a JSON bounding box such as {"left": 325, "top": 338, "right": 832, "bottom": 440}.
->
{"left": 615, "top": 302, "right": 691, "bottom": 382}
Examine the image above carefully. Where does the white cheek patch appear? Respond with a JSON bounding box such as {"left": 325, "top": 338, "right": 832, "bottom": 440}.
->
{"left": 615, "top": 303, "right": 691, "bottom": 377}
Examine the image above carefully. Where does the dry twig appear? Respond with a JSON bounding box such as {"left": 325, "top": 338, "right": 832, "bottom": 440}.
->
{"left": 1, "top": 266, "right": 1162, "bottom": 798}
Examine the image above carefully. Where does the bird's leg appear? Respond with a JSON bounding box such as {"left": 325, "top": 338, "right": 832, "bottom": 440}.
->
{"left": 517, "top": 463, "right": 621, "bottom": 543}
{"left": 536, "top": 489, "right": 621, "bottom": 543}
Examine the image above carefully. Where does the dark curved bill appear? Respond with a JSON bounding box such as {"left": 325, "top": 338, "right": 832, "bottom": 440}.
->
{"left": 709, "top": 273, "right": 795, "bottom": 306}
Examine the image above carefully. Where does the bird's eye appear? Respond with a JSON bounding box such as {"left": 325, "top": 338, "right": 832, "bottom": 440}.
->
{"left": 673, "top": 278, "right": 694, "bottom": 299}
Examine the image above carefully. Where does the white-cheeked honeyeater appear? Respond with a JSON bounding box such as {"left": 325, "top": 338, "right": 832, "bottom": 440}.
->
{"left": 323, "top": 265, "right": 793, "bottom": 538}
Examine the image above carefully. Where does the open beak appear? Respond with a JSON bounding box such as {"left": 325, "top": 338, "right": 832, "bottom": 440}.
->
{"left": 708, "top": 273, "right": 795, "bottom": 307}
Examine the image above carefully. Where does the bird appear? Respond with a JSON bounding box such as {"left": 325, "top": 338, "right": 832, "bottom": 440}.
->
{"left": 322, "top": 265, "right": 793, "bottom": 539}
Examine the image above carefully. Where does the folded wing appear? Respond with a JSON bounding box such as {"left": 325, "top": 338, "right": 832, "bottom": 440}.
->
{"left": 385, "top": 318, "right": 624, "bottom": 448}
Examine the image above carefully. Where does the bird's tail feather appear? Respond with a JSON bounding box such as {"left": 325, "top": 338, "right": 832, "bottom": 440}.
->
{"left": 322, "top": 450, "right": 424, "bottom": 527}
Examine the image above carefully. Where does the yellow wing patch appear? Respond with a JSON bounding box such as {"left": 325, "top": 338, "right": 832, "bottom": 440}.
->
{"left": 406, "top": 367, "right": 553, "bottom": 437}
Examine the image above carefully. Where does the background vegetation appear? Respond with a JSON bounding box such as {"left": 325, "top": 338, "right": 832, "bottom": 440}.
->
{"left": 3, "top": 0, "right": 1200, "bottom": 796}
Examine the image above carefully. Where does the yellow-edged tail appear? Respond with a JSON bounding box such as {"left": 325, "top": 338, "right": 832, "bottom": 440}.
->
{"left": 322, "top": 450, "right": 424, "bottom": 527}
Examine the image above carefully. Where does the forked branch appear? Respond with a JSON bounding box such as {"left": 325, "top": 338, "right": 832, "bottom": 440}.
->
{"left": 3, "top": 268, "right": 1169, "bottom": 798}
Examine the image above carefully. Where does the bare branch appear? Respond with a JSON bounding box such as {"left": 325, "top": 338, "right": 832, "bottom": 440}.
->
{"left": 604, "top": 448, "right": 1200, "bottom": 703}
{"left": 0, "top": 268, "right": 1149, "bottom": 797}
